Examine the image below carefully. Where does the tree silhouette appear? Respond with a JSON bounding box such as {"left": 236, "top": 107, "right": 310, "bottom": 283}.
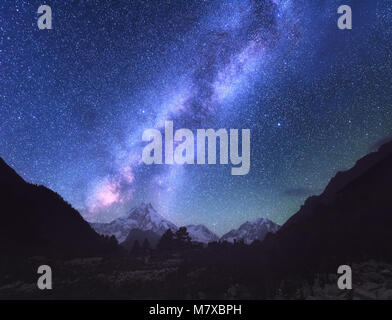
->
{"left": 142, "top": 238, "right": 151, "bottom": 254}
{"left": 175, "top": 227, "right": 192, "bottom": 250}
{"left": 175, "top": 227, "right": 191, "bottom": 242}
{"left": 131, "top": 240, "right": 141, "bottom": 256}
{"left": 157, "top": 229, "right": 175, "bottom": 251}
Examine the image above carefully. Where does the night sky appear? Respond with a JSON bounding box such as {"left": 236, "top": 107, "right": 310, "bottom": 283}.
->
{"left": 1, "top": 0, "right": 391, "bottom": 235}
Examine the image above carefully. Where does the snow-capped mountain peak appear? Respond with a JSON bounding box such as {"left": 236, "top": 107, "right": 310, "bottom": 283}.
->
{"left": 186, "top": 224, "right": 219, "bottom": 243}
{"left": 90, "top": 202, "right": 177, "bottom": 242}
{"left": 220, "top": 217, "right": 280, "bottom": 244}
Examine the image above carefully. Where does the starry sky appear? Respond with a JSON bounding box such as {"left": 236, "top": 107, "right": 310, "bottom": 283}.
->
{"left": 1, "top": 0, "right": 391, "bottom": 235}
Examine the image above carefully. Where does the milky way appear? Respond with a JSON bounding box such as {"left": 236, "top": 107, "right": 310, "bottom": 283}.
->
{"left": 1, "top": 0, "right": 392, "bottom": 235}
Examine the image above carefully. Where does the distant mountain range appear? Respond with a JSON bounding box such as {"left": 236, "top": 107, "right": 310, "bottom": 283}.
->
{"left": 90, "top": 203, "right": 279, "bottom": 245}
{"left": 3, "top": 137, "right": 392, "bottom": 270}
{"left": 0, "top": 153, "right": 280, "bottom": 256}
{"left": 0, "top": 158, "right": 117, "bottom": 258}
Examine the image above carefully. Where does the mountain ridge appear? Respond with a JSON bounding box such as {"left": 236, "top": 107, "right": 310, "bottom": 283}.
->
{"left": 260, "top": 139, "right": 392, "bottom": 276}
{"left": 91, "top": 202, "right": 277, "bottom": 244}
{"left": 90, "top": 202, "right": 177, "bottom": 243}
{"left": 0, "top": 157, "right": 118, "bottom": 258}
{"left": 220, "top": 217, "right": 280, "bottom": 244}
{"left": 186, "top": 224, "right": 219, "bottom": 243}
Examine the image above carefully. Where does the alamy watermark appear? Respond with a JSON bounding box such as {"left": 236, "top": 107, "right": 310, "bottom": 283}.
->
{"left": 37, "top": 5, "right": 52, "bottom": 30}
{"left": 337, "top": 264, "right": 352, "bottom": 290}
{"left": 337, "top": 5, "right": 352, "bottom": 30}
{"left": 37, "top": 265, "right": 52, "bottom": 290}
{"left": 35, "top": 4, "right": 353, "bottom": 30}
{"left": 141, "top": 121, "right": 251, "bottom": 176}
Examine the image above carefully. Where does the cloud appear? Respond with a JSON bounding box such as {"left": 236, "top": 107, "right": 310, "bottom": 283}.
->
{"left": 282, "top": 187, "right": 314, "bottom": 198}
{"left": 369, "top": 134, "right": 392, "bottom": 152}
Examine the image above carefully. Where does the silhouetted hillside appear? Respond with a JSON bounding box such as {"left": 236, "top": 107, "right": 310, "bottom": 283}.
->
{"left": 261, "top": 139, "right": 392, "bottom": 277}
{"left": 0, "top": 158, "right": 118, "bottom": 258}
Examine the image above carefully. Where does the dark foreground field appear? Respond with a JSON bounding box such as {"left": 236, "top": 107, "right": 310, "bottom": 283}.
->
{"left": 1, "top": 253, "right": 392, "bottom": 300}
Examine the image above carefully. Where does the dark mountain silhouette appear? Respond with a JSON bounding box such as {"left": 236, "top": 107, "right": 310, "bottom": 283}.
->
{"left": 121, "top": 228, "right": 161, "bottom": 250}
{"left": 0, "top": 158, "right": 118, "bottom": 258}
{"left": 260, "top": 139, "right": 392, "bottom": 277}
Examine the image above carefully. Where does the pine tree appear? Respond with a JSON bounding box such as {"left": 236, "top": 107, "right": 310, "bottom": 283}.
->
{"left": 175, "top": 227, "right": 191, "bottom": 242}
{"left": 142, "top": 238, "right": 151, "bottom": 254}
{"left": 131, "top": 240, "right": 141, "bottom": 256}
{"left": 157, "top": 229, "right": 175, "bottom": 251}
{"left": 175, "top": 227, "right": 191, "bottom": 250}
